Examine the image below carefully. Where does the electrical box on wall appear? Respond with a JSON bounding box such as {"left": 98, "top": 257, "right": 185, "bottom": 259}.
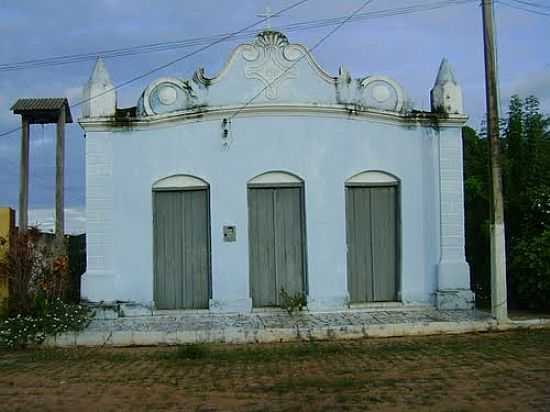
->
{"left": 223, "top": 225, "right": 236, "bottom": 242}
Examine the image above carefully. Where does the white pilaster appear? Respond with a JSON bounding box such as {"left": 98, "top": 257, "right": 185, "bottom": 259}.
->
{"left": 81, "top": 132, "right": 116, "bottom": 302}
{"left": 436, "top": 127, "right": 474, "bottom": 310}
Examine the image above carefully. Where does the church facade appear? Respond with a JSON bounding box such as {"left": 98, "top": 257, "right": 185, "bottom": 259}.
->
{"left": 79, "top": 30, "right": 474, "bottom": 313}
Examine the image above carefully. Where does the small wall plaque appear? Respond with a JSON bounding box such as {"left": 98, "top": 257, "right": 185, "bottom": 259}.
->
{"left": 223, "top": 225, "right": 236, "bottom": 242}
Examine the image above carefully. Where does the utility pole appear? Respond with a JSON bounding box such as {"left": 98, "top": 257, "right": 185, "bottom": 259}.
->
{"left": 482, "top": 0, "right": 508, "bottom": 322}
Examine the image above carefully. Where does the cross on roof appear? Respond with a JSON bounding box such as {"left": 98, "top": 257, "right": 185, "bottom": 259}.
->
{"left": 257, "top": 4, "right": 279, "bottom": 30}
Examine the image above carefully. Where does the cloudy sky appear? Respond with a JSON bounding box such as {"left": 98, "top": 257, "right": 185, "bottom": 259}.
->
{"left": 0, "top": 0, "right": 548, "bottom": 218}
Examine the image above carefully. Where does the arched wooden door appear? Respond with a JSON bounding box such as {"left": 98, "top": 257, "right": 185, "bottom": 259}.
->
{"left": 153, "top": 175, "right": 211, "bottom": 309}
{"left": 346, "top": 171, "right": 399, "bottom": 303}
{"left": 248, "top": 172, "right": 307, "bottom": 307}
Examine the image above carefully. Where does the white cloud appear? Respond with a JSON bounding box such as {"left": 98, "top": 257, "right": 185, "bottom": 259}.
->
{"left": 28, "top": 207, "right": 85, "bottom": 235}
{"left": 511, "top": 69, "right": 550, "bottom": 100}
{"left": 506, "top": 69, "right": 550, "bottom": 114}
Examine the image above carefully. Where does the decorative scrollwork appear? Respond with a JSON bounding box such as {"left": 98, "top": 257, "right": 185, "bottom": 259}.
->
{"left": 136, "top": 30, "right": 409, "bottom": 117}
{"left": 242, "top": 31, "right": 301, "bottom": 100}
{"left": 359, "top": 76, "right": 404, "bottom": 112}
{"left": 141, "top": 77, "right": 200, "bottom": 116}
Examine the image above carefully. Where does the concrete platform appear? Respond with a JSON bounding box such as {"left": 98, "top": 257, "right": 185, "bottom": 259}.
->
{"left": 44, "top": 308, "right": 550, "bottom": 347}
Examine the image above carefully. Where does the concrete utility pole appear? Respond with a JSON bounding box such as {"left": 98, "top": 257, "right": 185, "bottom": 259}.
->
{"left": 482, "top": 0, "right": 508, "bottom": 322}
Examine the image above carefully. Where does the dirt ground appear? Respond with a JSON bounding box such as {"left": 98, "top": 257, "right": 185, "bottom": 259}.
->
{"left": 0, "top": 329, "right": 549, "bottom": 412}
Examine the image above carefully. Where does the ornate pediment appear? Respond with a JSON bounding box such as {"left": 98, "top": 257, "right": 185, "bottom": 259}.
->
{"left": 241, "top": 31, "right": 302, "bottom": 100}
{"left": 137, "top": 30, "right": 407, "bottom": 117}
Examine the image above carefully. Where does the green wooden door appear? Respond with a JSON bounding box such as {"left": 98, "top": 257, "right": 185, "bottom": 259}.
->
{"left": 346, "top": 185, "right": 398, "bottom": 303}
{"left": 248, "top": 187, "right": 305, "bottom": 307}
{"left": 153, "top": 189, "right": 210, "bottom": 309}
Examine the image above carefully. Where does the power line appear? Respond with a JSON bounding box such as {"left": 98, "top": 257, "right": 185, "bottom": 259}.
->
{"left": 0, "top": 0, "right": 481, "bottom": 139}
{"left": 496, "top": 0, "right": 550, "bottom": 16}
{"left": 0, "top": 0, "right": 312, "bottom": 139}
{"left": 0, "top": 0, "right": 478, "bottom": 72}
{"left": 229, "top": 0, "right": 375, "bottom": 122}
{"left": 507, "top": 0, "right": 550, "bottom": 11}
{"left": 0, "top": 0, "right": 482, "bottom": 139}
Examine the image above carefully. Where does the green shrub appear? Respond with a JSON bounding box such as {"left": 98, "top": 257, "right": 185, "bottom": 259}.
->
{"left": 510, "top": 230, "right": 550, "bottom": 311}
{"left": 0, "top": 227, "right": 91, "bottom": 349}
{"left": 0, "top": 297, "right": 92, "bottom": 349}
{"left": 0, "top": 227, "right": 72, "bottom": 317}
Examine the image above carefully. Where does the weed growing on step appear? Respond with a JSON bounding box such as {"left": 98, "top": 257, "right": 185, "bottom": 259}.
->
{"left": 279, "top": 288, "right": 306, "bottom": 315}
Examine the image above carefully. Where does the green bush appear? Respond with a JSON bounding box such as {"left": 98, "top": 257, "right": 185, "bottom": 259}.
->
{"left": 0, "top": 227, "right": 92, "bottom": 349}
{"left": 0, "top": 297, "right": 92, "bottom": 349}
{"left": 0, "top": 227, "right": 73, "bottom": 317}
{"left": 510, "top": 230, "right": 550, "bottom": 311}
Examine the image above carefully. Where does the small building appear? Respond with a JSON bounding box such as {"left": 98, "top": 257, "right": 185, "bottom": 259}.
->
{"left": 78, "top": 30, "right": 473, "bottom": 313}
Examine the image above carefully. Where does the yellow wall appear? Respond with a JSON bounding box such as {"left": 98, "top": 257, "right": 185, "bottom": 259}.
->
{"left": 0, "top": 208, "right": 15, "bottom": 308}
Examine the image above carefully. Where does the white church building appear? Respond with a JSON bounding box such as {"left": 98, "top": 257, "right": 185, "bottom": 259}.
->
{"left": 79, "top": 30, "right": 474, "bottom": 313}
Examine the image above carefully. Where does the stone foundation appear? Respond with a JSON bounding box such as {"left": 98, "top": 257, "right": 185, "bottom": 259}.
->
{"left": 45, "top": 306, "right": 507, "bottom": 347}
{"left": 435, "top": 289, "right": 475, "bottom": 310}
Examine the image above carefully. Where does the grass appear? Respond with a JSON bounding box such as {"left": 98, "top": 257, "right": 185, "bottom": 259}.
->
{"left": 0, "top": 329, "right": 549, "bottom": 411}
{"left": 171, "top": 343, "right": 210, "bottom": 360}
{"left": 153, "top": 339, "right": 344, "bottom": 364}
{"left": 149, "top": 329, "right": 550, "bottom": 365}
{"left": 267, "top": 376, "right": 358, "bottom": 394}
{"left": 2, "top": 328, "right": 548, "bottom": 368}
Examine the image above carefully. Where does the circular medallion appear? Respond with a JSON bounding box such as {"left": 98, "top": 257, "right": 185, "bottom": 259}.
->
{"left": 158, "top": 86, "right": 178, "bottom": 105}
{"left": 372, "top": 84, "right": 391, "bottom": 103}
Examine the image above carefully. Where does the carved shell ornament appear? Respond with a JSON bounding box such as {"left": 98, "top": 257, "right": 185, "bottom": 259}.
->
{"left": 241, "top": 31, "right": 304, "bottom": 100}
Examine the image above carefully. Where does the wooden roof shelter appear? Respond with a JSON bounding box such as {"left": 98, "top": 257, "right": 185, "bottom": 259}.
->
{"left": 11, "top": 98, "right": 73, "bottom": 252}
{"left": 11, "top": 98, "right": 73, "bottom": 124}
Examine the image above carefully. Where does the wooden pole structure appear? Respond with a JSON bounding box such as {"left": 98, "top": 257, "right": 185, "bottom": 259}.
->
{"left": 55, "top": 105, "right": 66, "bottom": 254}
{"left": 12, "top": 98, "right": 72, "bottom": 243}
{"left": 18, "top": 116, "right": 30, "bottom": 232}
{"left": 482, "top": 0, "right": 508, "bottom": 322}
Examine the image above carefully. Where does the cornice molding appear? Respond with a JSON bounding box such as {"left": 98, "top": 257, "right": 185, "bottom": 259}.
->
{"left": 79, "top": 103, "right": 468, "bottom": 132}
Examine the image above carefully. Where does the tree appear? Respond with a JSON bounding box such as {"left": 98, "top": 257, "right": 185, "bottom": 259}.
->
{"left": 465, "top": 95, "right": 550, "bottom": 311}
{"left": 524, "top": 96, "right": 545, "bottom": 184}
{"left": 463, "top": 126, "right": 490, "bottom": 303}
{"left": 503, "top": 95, "right": 524, "bottom": 242}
